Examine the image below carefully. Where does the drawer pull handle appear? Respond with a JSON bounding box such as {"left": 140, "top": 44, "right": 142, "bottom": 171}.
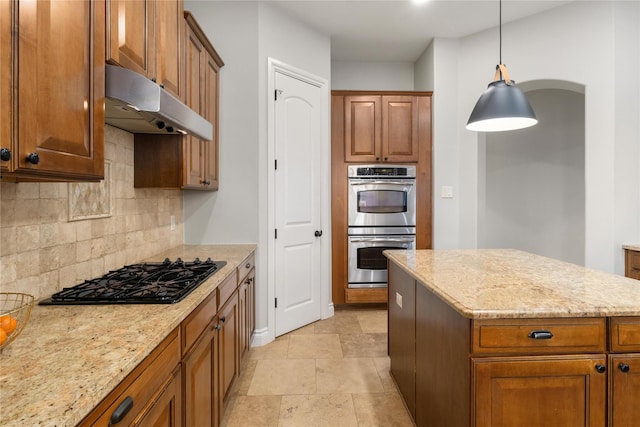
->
{"left": 528, "top": 330, "right": 554, "bottom": 340}
{"left": 619, "top": 363, "right": 630, "bottom": 373}
{"left": 595, "top": 364, "right": 606, "bottom": 374}
{"left": 109, "top": 396, "right": 133, "bottom": 425}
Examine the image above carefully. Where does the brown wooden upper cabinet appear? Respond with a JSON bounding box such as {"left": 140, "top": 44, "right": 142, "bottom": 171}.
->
{"left": 344, "top": 95, "right": 419, "bottom": 163}
{"left": 183, "top": 11, "right": 223, "bottom": 190}
{"left": 106, "top": 0, "right": 185, "bottom": 101}
{"left": 1, "top": 0, "right": 105, "bottom": 182}
{"left": 132, "top": 12, "right": 223, "bottom": 191}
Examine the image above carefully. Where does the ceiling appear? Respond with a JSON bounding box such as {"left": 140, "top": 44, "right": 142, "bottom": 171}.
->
{"left": 268, "top": 0, "right": 573, "bottom": 62}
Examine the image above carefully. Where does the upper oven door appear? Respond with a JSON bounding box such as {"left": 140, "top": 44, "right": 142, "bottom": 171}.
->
{"left": 348, "top": 178, "right": 416, "bottom": 227}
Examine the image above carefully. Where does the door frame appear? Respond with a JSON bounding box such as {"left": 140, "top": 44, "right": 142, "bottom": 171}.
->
{"left": 259, "top": 57, "right": 332, "bottom": 345}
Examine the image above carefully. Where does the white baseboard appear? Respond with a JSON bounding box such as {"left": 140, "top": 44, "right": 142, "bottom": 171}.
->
{"left": 250, "top": 327, "right": 273, "bottom": 347}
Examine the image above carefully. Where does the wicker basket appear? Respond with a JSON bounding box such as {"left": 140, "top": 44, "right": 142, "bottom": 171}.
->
{"left": 0, "top": 293, "right": 34, "bottom": 352}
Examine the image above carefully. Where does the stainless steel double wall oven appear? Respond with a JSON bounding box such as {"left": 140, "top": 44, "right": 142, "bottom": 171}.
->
{"left": 347, "top": 165, "right": 416, "bottom": 288}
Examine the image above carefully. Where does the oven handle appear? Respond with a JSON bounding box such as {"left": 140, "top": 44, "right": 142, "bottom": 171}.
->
{"left": 350, "top": 237, "right": 415, "bottom": 243}
{"left": 348, "top": 179, "right": 415, "bottom": 186}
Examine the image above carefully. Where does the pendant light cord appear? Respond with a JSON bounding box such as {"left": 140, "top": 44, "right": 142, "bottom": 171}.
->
{"left": 499, "top": 0, "right": 502, "bottom": 65}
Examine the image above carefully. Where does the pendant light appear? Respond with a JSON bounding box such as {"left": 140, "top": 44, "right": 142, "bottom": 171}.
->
{"left": 466, "top": 0, "right": 537, "bottom": 132}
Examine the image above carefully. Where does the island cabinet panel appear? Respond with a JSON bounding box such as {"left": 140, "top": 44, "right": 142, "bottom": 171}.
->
{"left": 219, "top": 288, "right": 240, "bottom": 415}
{"left": 415, "top": 282, "right": 470, "bottom": 427}
{"left": 473, "top": 355, "right": 607, "bottom": 427}
{"left": 609, "top": 354, "right": 640, "bottom": 427}
{"left": 135, "top": 368, "right": 182, "bottom": 427}
{"left": 387, "top": 263, "right": 416, "bottom": 417}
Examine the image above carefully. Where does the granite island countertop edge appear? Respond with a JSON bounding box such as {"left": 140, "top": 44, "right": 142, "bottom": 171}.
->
{"left": 384, "top": 248, "right": 640, "bottom": 320}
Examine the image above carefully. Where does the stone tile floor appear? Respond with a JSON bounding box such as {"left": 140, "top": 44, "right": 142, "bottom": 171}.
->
{"left": 220, "top": 308, "right": 414, "bottom": 427}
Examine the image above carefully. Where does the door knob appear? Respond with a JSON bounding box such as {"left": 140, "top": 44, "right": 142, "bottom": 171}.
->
{"left": 314, "top": 230, "right": 323, "bottom": 237}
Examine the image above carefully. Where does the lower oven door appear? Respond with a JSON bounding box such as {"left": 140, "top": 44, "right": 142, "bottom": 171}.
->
{"left": 348, "top": 233, "right": 415, "bottom": 288}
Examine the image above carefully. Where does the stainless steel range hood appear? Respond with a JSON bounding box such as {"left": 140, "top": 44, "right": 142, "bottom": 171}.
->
{"left": 105, "top": 65, "right": 213, "bottom": 141}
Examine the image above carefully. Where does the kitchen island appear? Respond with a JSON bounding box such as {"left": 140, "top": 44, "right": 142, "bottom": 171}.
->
{"left": 0, "top": 244, "right": 255, "bottom": 426}
{"left": 385, "top": 249, "right": 640, "bottom": 427}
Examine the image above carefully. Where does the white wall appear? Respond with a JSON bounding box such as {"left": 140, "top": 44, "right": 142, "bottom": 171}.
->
{"left": 331, "top": 60, "right": 414, "bottom": 90}
{"left": 445, "top": 0, "right": 640, "bottom": 273}
{"left": 183, "top": 1, "right": 331, "bottom": 344}
{"left": 482, "top": 89, "right": 586, "bottom": 265}
{"left": 414, "top": 42, "right": 434, "bottom": 92}
{"left": 183, "top": 1, "right": 260, "bottom": 245}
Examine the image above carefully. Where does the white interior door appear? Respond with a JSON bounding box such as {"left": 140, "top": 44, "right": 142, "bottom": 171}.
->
{"left": 274, "top": 71, "right": 322, "bottom": 336}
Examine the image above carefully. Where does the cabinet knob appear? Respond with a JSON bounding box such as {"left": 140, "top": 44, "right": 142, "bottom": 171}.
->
{"left": 375, "top": 157, "right": 380, "bottom": 161}
{"left": 619, "top": 363, "right": 630, "bottom": 373}
{"left": 384, "top": 157, "right": 388, "bottom": 161}
{"left": 0, "top": 148, "right": 10, "bottom": 161}
{"left": 245, "top": 263, "right": 251, "bottom": 269}
{"left": 216, "top": 323, "right": 222, "bottom": 331}
{"left": 25, "top": 152, "right": 39, "bottom": 164}
{"left": 595, "top": 364, "right": 606, "bottom": 374}
{"left": 220, "top": 316, "right": 226, "bottom": 323}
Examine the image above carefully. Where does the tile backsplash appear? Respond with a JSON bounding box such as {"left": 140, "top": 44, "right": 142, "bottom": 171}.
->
{"left": 0, "top": 126, "right": 184, "bottom": 300}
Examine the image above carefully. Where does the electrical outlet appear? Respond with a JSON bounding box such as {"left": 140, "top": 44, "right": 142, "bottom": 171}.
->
{"left": 170, "top": 215, "right": 176, "bottom": 231}
{"left": 396, "top": 292, "right": 403, "bottom": 309}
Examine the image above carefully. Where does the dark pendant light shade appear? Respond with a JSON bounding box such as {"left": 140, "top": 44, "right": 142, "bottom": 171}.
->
{"left": 466, "top": 78, "right": 537, "bottom": 132}
{"left": 466, "top": 0, "right": 537, "bottom": 132}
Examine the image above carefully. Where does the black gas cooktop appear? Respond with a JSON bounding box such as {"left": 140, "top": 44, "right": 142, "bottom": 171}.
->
{"left": 39, "top": 258, "right": 226, "bottom": 305}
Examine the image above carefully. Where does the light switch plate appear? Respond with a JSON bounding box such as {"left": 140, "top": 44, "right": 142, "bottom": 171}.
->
{"left": 441, "top": 186, "right": 453, "bottom": 198}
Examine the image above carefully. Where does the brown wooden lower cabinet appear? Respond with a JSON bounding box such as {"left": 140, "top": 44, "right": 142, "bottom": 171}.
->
{"left": 388, "top": 261, "right": 640, "bottom": 427}
{"left": 183, "top": 316, "right": 219, "bottom": 427}
{"left": 624, "top": 248, "right": 640, "bottom": 280}
{"left": 473, "top": 355, "right": 606, "bottom": 427}
{"left": 135, "top": 368, "right": 183, "bottom": 427}
{"left": 81, "top": 251, "right": 256, "bottom": 427}
{"left": 219, "top": 289, "right": 239, "bottom": 414}
{"left": 609, "top": 354, "right": 640, "bottom": 427}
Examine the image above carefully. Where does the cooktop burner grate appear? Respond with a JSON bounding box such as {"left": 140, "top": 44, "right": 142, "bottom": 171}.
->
{"left": 39, "top": 258, "right": 227, "bottom": 305}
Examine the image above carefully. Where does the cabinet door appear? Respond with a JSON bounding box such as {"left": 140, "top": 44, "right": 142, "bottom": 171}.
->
{"left": 238, "top": 280, "right": 248, "bottom": 363}
{"left": 609, "top": 354, "right": 640, "bottom": 427}
{"left": 219, "top": 289, "right": 239, "bottom": 413}
{"left": 183, "top": 23, "right": 206, "bottom": 189}
{"left": 154, "top": 0, "right": 183, "bottom": 100}
{"left": 382, "top": 96, "right": 419, "bottom": 162}
{"left": 387, "top": 262, "right": 416, "bottom": 417}
{"left": 202, "top": 52, "right": 220, "bottom": 190}
{"left": 16, "top": 0, "right": 104, "bottom": 179}
{"left": 344, "top": 95, "right": 381, "bottom": 162}
{"left": 134, "top": 369, "right": 182, "bottom": 427}
{"left": 473, "top": 355, "right": 607, "bottom": 427}
{"left": 106, "top": 0, "right": 153, "bottom": 77}
{"left": 0, "top": 0, "right": 11, "bottom": 173}
{"left": 184, "top": 323, "right": 219, "bottom": 427}
{"left": 248, "top": 269, "right": 256, "bottom": 343}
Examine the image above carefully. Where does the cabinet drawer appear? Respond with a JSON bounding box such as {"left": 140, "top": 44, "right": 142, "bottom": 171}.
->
{"left": 610, "top": 317, "right": 640, "bottom": 352}
{"left": 238, "top": 253, "right": 255, "bottom": 283}
{"left": 625, "top": 249, "right": 640, "bottom": 280}
{"left": 218, "top": 272, "right": 237, "bottom": 309}
{"left": 472, "top": 318, "right": 606, "bottom": 355}
{"left": 182, "top": 290, "right": 217, "bottom": 355}
{"left": 82, "top": 328, "right": 180, "bottom": 426}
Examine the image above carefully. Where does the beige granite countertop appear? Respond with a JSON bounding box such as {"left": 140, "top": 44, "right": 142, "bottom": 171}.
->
{"left": 0, "top": 244, "right": 256, "bottom": 427}
{"left": 385, "top": 249, "right": 640, "bottom": 320}
{"left": 623, "top": 243, "right": 640, "bottom": 251}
